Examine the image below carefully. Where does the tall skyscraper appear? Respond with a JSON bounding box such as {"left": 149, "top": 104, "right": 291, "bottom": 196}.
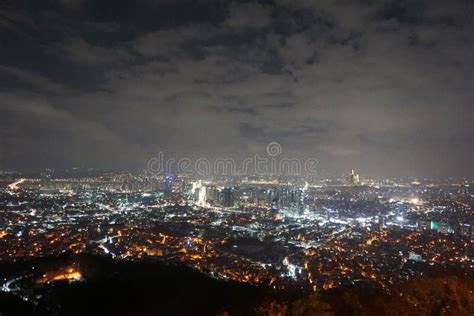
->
{"left": 280, "top": 188, "right": 290, "bottom": 208}
{"left": 349, "top": 169, "right": 360, "bottom": 185}
{"left": 220, "top": 187, "right": 235, "bottom": 207}
{"left": 164, "top": 175, "right": 173, "bottom": 197}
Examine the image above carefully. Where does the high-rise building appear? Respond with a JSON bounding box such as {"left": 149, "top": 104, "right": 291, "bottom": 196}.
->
{"left": 194, "top": 187, "right": 201, "bottom": 202}
{"left": 378, "top": 215, "right": 386, "bottom": 231}
{"left": 220, "top": 187, "right": 235, "bottom": 207}
{"left": 267, "top": 188, "right": 277, "bottom": 202}
{"left": 205, "top": 185, "right": 218, "bottom": 205}
{"left": 280, "top": 188, "right": 290, "bottom": 208}
{"left": 293, "top": 189, "right": 305, "bottom": 212}
{"left": 271, "top": 197, "right": 279, "bottom": 212}
{"left": 164, "top": 175, "right": 173, "bottom": 197}
{"left": 349, "top": 169, "right": 360, "bottom": 185}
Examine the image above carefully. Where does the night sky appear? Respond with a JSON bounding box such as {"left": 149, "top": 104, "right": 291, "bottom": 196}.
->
{"left": 0, "top": 0, "right": 472, "bottom": 178}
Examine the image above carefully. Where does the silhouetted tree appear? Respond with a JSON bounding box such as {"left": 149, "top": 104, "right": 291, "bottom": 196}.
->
{"left": 256, "top": 300, "right": 288, "bottom": 316}
{"left": 290, "top": 293, "right": 332, "bottom": 316}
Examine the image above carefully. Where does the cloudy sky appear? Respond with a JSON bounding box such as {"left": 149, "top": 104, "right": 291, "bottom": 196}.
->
{"left": 0, "top": 0, "right": 472, "bottom": 178}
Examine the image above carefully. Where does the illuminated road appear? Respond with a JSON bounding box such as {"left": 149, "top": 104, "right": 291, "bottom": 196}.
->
{"left": 8, "top": 178, "right": 26, "bottom": 190}
{"left": 91, "top": 235, "right": 119, "bottom": 258}
{"left": 1, "top": 275, "right": 31, "bottom": 293}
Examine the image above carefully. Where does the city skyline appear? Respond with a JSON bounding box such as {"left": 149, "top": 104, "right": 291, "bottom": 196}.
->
{"left": 0, "top": 0, "right": 472, "bottom": 178}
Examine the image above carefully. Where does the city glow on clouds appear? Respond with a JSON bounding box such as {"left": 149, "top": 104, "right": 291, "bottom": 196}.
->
{"left": 0, "top": 0, "right": 472, "bottom": 178}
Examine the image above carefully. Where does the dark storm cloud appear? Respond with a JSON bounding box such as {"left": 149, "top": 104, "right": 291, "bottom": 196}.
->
{"left": 0, "top": 0, "right": 472, "bottom": 177}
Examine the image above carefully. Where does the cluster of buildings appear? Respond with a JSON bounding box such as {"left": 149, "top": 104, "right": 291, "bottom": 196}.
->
{"left": 191, "top": 183, "right": 304, "bottom": 211}
{"left": 0, "top": 170, "right": 472, "bottom": 298}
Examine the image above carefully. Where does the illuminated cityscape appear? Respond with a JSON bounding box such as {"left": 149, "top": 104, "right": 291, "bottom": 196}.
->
{"left": 0, "top": 170, "right": 472, "bottom": 314}
{"left": 0, "top": 0, "right": 473, "bottom": 315}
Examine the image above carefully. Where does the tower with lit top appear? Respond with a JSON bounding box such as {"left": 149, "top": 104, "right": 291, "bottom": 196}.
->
{"left": 349, "top": 169, "right": 360, "bottom": 185}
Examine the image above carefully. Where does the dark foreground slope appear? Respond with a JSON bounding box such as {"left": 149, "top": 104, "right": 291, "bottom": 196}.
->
{"left": 0, "top": 254, "right": 472, "bottom": 316}
{"left": 0, "top": 254, "right": 267, "bottom": 316}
